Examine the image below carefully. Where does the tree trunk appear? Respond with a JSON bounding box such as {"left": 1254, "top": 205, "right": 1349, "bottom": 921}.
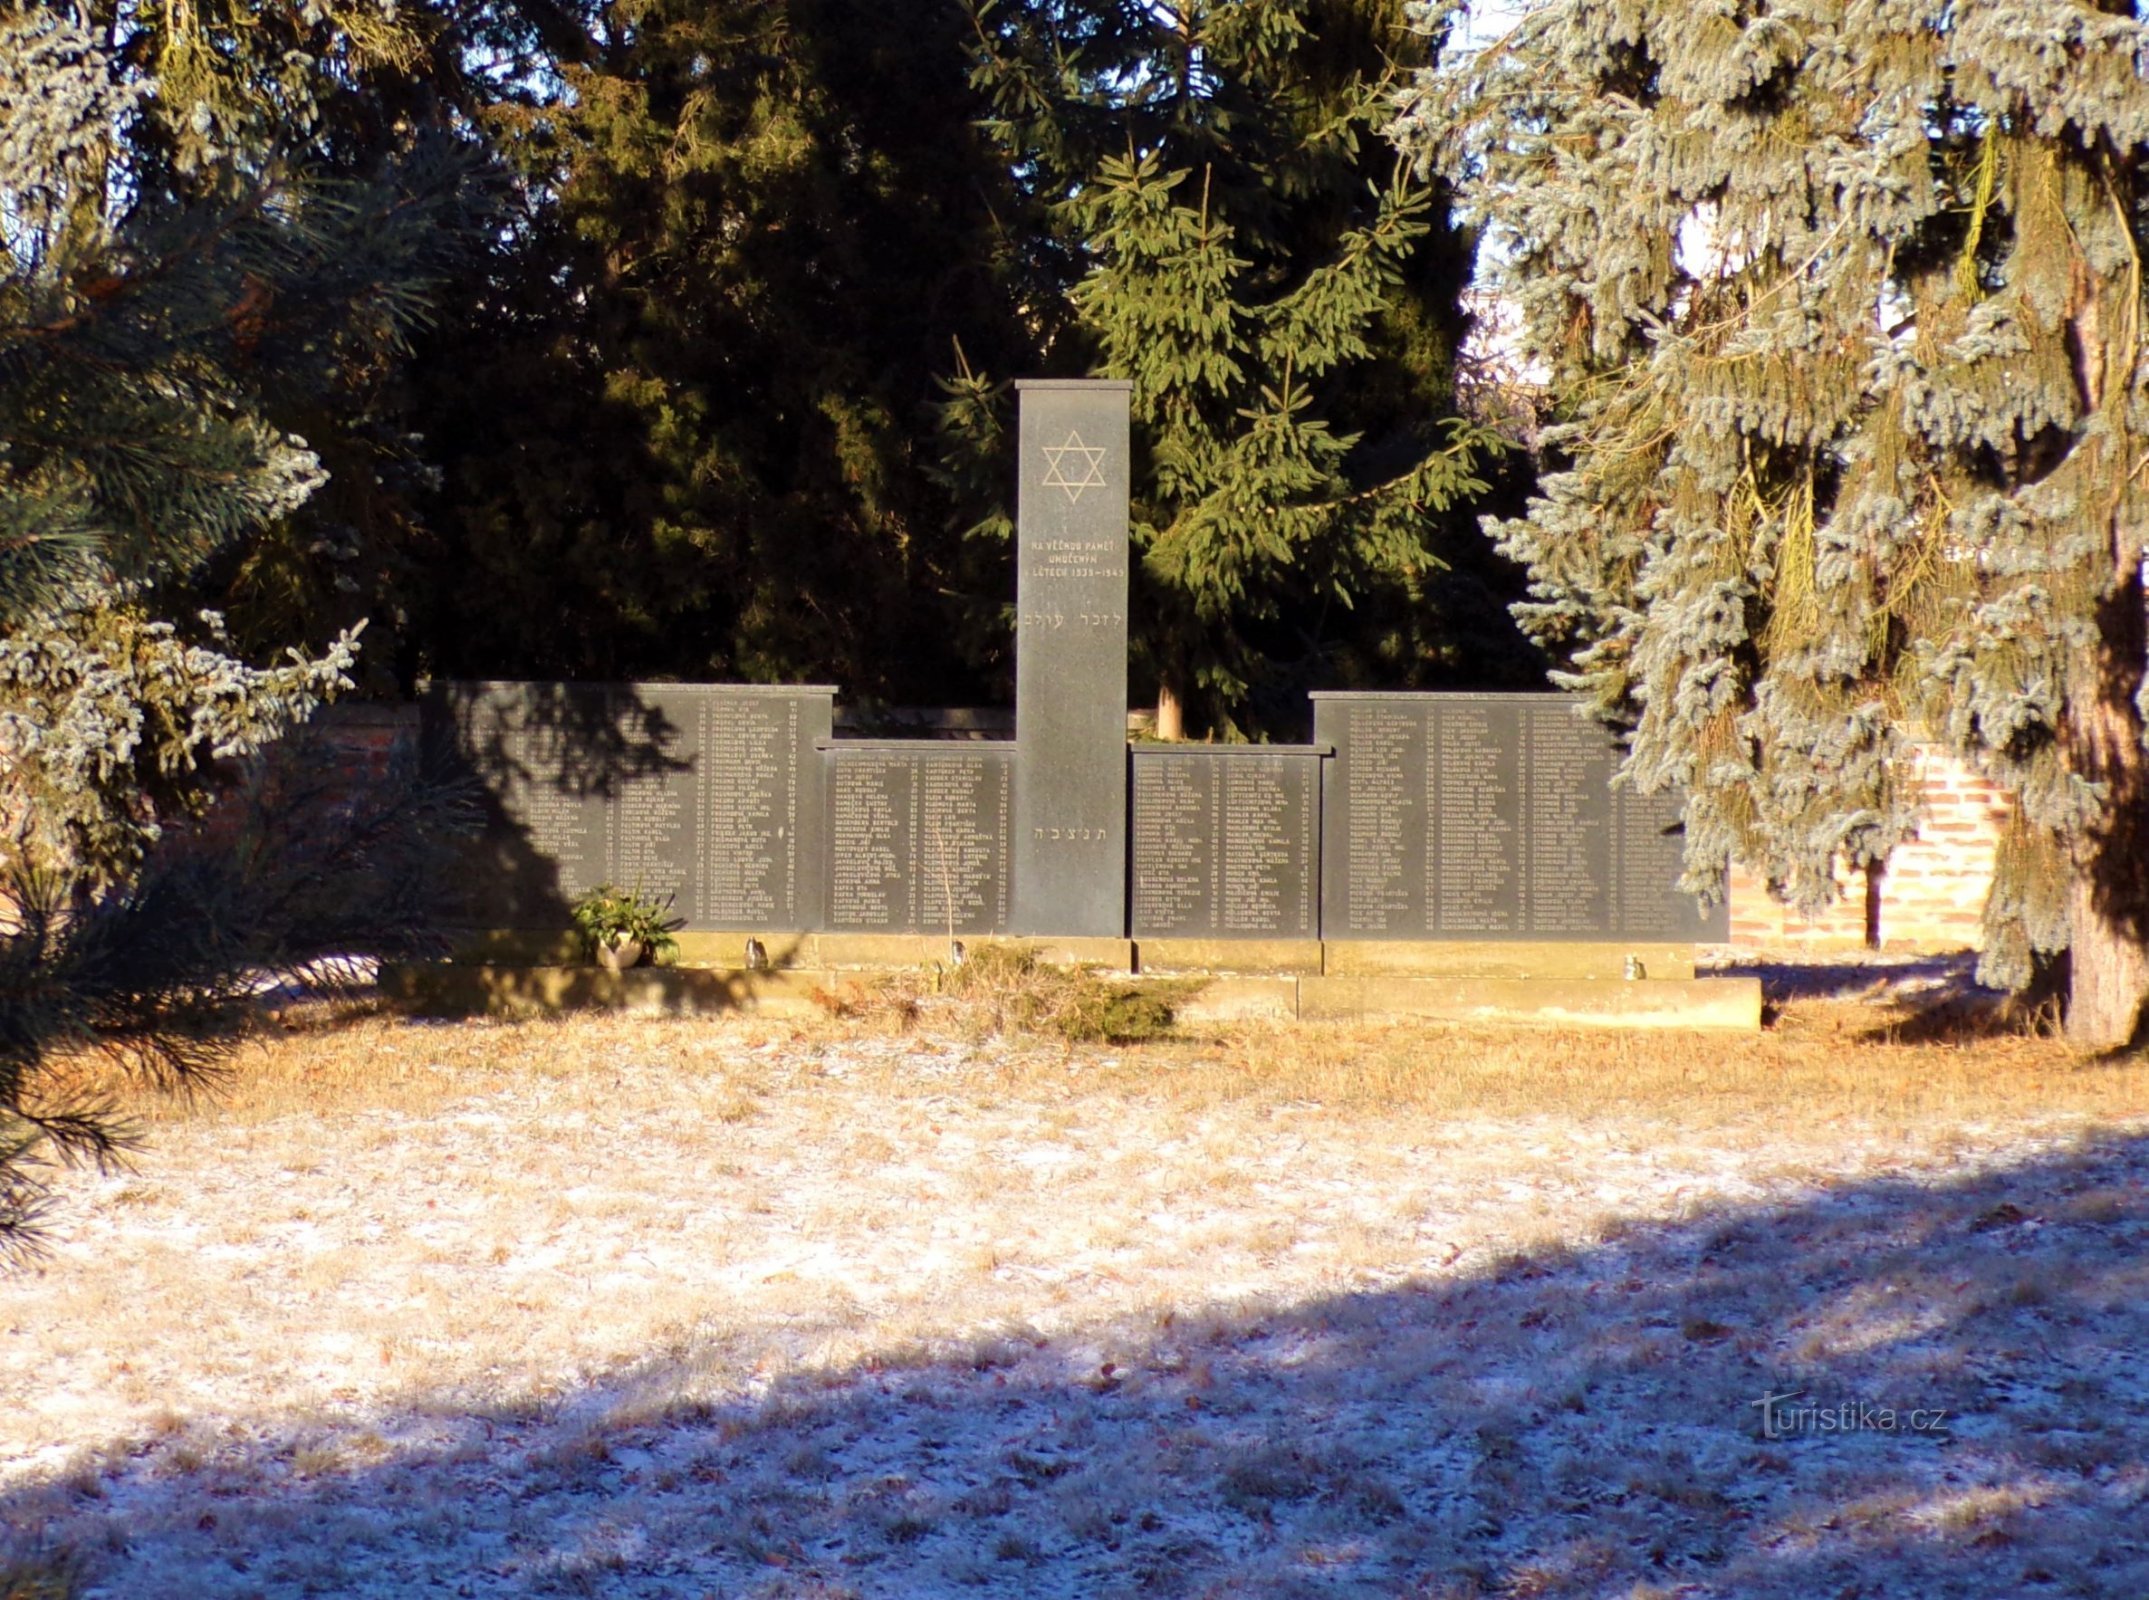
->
{"left": 2066, "top": 675, "right": 2149, "bottom": 1045}
{"left": 2063, "top": 564, "right": 2149, "bottom": 1047}
{"left": 2059, "top": 248, "right": 2149, "bottom": 1046}
{"left": 2068, "top": 868, "right": 2149, "bottom": 1047}
{"left": 1155, "top": 683, "right": 1184, "bottom": 742}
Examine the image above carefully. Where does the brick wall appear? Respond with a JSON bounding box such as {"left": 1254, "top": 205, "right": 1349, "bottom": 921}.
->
{"left": 1724, "top": 744, "right": 2009, "bottom": 953}
{"left": 304, "top": 701, "right": 421, "bottom": 782}
{"left": 1726, "top": 862, "right": 1874, "bottom": 951}
{"left": 184, "top": 701, "right": 422, "bottom": 850}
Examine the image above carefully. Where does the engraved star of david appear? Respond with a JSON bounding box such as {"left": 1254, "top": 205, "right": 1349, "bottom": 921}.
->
{"left": 1039, "top": 429, "right": 1108, "bottom": 503}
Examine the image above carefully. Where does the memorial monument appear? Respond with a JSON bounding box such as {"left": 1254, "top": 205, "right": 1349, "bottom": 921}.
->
{"left": 1012, "top": 381, "right": 1131, "bottom": 938}
{"left": 426, "top": 379, "right": 1728, "bottom": 965}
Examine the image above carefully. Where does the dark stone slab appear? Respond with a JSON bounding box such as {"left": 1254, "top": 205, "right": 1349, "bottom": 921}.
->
{"left": 682, "top": 686, "right": 831, "bottom": 928}
{"left": 1311, "top": 692, "right": 1726, "bottom": 941}
{"left": 424, "top": 682, "right": 833, "bottom": 930}
{"left": 1129, "top": 747, "right": 1323, "bottom": 939}
{"left": 1012, "top": 379, "right": 1132, "bottom": 937}
{"left": 823, "top": 741, "right": 1014, "bottom": 935}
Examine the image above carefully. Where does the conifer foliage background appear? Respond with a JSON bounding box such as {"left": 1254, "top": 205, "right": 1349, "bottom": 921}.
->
{"left": 961, "top": 0, "right": 1540, "bottom": 736}
{"left": 1400, "top": 0, "right": 2149, "bottom": 1040}
{"left": 0, "top": 8, "right": 482, "bottom": 1253}
{"left": 407, "top": 0, "right": 1050, "bottom": 701}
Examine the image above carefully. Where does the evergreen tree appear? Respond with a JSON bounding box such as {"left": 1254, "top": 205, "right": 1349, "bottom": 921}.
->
{"left": 1398, "top": 0, "right": 2149, "bottom": 1040}
{"left": 34, "top": 0, "right": 557, "bottom": 688}
{"left": 407, "top": 0, "right": 1045, "bottom": 700}
{"left": 2, "top": 6, "right": 482, "bottom": 865}
{"left": 0, "top": 11, "right": 475, "bottom": 1252}
{"left": 0, "top": 12, "right": 327, "bottom": 622}
{"left": 959, "top": 0, "right": 1526, "bottom": 738}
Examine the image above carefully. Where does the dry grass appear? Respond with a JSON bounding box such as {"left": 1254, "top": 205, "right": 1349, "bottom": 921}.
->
{"left": 6, "top": 990, "right": 2148, "bottom": 1596}
{"left": 1120, "top": 998, "right": 2129, "bottom": 1130}
{"left": 67, "top": 987, "right": 2139, "bottom": 1134}
{"left": 0, "top": 1546, "right": 80, "bottom": 1600}
{"left": 15, "top": 990, "right": 2138, "bottom": 1437}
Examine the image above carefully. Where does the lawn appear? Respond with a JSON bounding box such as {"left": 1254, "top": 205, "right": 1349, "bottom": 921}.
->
{"left": 4, "top": 973, "right": 2147, "bottom": 1597}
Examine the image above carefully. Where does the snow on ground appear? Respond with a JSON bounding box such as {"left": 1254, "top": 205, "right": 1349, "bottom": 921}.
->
{"left": 3, "top": 1008, "right": 2147, "bottom": 1597}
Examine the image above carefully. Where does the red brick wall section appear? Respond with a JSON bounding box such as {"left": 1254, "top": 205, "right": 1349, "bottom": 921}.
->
{"left": 1879, "top": 745, "right": 2009, "bottom": 951}
{"left": 303, "top": 702, "right": 421, "bottom": 784}
{"left": 1725, "top": 861, "right": 1872, "bottom": 951}
{"left": 1724, "top": 744, "right": 2009, "bottom": 954}
{"left": 185, "top": 702, "right": 421, "bottom": 850}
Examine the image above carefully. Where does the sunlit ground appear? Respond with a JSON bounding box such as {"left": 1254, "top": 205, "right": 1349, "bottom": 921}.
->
{"left": 5, "top": 986, "right": 2146, "bottom": 1596}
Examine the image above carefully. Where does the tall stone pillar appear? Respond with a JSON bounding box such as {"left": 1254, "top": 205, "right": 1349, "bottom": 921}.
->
{"left": 1011, "top": 379, "right": 1132, "bottom": 936}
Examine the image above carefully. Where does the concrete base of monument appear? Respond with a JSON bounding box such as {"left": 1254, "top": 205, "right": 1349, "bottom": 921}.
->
{"left": 813, "top": 933, "right": 1135, "bottom": 970}
{"left": 447, "top": 930, "right": 833, "bottom": 969}
{"left": 381, "top": 963, "right": 832, "bottom": 1020}
{"left": 446, "top": 931, "right": 1136, "bottom": 972}
{"left": 1295, "top": 975, "right": 1760, "bottom": 1031}
{"left": 448, "top": 932, "right": 1713, "bottom": 988}
{"left": 390, "top": 960, "right": 1759, "bottom": 1032}
{"left": 1136, "top": 939, "right": 1324, "bottom": 976}
{"left": 1321, "top": 941, "right": 1699, "bottom": 981}
{"left": 449, "top": 929, "right": 589, "bottom": 964}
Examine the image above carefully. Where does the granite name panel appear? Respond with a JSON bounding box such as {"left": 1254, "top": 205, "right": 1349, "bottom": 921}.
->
{"left": 1129, "top": 747, "right": 1323, "bottom": 939}
{"left": 425, "top": 681, "right": 833, "bottom": 929}
{"left": 1310, "top": 692, "right": 1725, "bottom": 942}
{"left": 1012, "top": 379, "right": 1133, "bottom": 937}
{"left": 823, "top": 741, "right": 1014, "bottom": 936}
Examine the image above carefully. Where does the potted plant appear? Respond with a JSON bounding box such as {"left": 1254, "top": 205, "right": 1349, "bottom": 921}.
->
{"left": 569, "top": 882, "right": 683, "bottom": 971}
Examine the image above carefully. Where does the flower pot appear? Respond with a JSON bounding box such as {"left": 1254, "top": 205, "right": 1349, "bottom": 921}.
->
{"left": 594, "top": 936, "right": 644, "bottom": 973}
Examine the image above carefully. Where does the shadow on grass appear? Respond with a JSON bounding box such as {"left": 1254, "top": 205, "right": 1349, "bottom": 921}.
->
{"left": 1856, "top": 990, "right": 2067, "bottom": 1049}
{"left": 1706, "top": 954, "right": 2056, "bottom": 1044}
{"left": 1711, "top": 953, "right": 1986, "bottom": 1006}
{"left": 8, "top": 1135, "right": 2146, "bottom": 1599}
